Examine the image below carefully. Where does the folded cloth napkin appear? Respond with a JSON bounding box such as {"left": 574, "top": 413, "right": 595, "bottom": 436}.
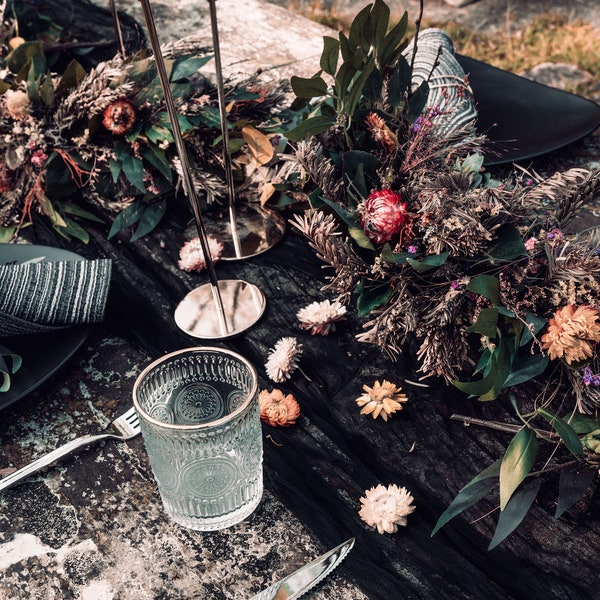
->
{"left": 402, "top": 28, "right": 478, "bottom": 138}
{"left": 0, "top": 258, "right": 112, "bottom": 337}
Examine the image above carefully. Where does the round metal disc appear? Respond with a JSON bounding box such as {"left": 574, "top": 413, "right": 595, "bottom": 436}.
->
{"left": 174, "top": 280, "right": 266, "bottom": 340}
{"left": 201, "top": 203, "right": 286, "bottom": 261}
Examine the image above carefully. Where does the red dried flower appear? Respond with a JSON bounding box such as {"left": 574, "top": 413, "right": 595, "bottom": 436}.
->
{"left": 360, "top": 189, "right": 409, "bottom": 245}
{"left": 102, "top": 99, "right": 137, "bottom": 135}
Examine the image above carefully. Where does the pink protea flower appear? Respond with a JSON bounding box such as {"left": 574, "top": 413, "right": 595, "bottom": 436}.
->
{"left": 177, "top": 236, "right": 223, "bottom": 272}
{"left": 102, "top": 99, "right": 137, "bottom": 135}
{"left": 360, "top": 189, "right": 409, "bottom": 245}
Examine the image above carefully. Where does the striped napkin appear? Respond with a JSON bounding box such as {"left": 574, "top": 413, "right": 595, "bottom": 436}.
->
{"left": 0, "top": 258, "right": 112, "bottom": 337}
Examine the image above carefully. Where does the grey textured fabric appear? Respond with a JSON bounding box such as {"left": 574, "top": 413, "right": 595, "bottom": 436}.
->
{"left": 0, "top": 259, "right": 112, "bottom": 336}
{"left": 403, "top": 28, "right": 478, "bottom": 138}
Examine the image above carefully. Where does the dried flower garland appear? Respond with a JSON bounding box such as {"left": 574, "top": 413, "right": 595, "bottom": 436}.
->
{"left": 296, "top": 299, "right": 347, "bottom": 335}
{"left": 359, "top": 483, "right": 416, "bottom": 534}
{"left": 259, "top": 389, "right": 301, "bottom": 427}
{"left": 356, "top": 380, "right": 408, "bottom": 421}
{"left": 265, "top": 337, "right": 303, "bottom": 383}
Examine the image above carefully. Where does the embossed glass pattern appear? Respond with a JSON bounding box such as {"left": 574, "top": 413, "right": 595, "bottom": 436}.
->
{"left": 133, "top": 347, "right": 262, "bottom": 531}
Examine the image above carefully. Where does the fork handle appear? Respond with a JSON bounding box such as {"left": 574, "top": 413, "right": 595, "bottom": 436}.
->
{"left": 0, "top": 433, "right": 113, "bottom": 493}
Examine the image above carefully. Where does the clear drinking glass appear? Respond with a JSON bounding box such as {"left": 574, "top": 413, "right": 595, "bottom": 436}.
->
{"left": 132, "top": 347, "right": 263, "bottom": 531}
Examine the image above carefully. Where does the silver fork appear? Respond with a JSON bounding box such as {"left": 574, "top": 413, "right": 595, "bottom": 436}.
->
{"left": 0, "top": 406, "right": 140, "bottom": 493}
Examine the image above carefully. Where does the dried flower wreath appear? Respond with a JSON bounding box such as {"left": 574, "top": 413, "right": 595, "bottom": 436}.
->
{"left": 0, "top": 0, "right": 291, "bottom": 243}
{"left": 280, "top": 0, "right": 600, "bottom": 546}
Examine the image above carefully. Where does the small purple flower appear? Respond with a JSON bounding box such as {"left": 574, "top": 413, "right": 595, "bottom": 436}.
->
{"left": 407, "top": 245, "right": 418, "bottom": 254}
{"left": 411, "top": 116, "right": 423, "bottom": 133}
{"left": 450, "top": 281, "right": 461, "bottom": 290}
{"left": 582, "top": 366, "right": 600, "bottom": 386}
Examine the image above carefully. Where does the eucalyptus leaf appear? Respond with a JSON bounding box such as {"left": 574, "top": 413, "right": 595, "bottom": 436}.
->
{"left": 538, "top": 408, "right": 583, "bottom": 458}
{"left": 290, "top": 75, "right": 328, "bottom": 99}
{"left": 63, "top": 217, "right": 90, "bottom": 243}
{"left": 387, "top": 56, "right": 411, "bottom": 108}
{"left": 488, "top": 477, "right": 540, "bottom": 550}
{"left": 554, "top": 464, "right": 596, "bottom": 519}
{"left": 170, "top": 56, "right": 212, "bottom": 81}
{"left": 431, "top": 461, "right": 501, "bottom": 536}
{"left": 567, "top": 414, "right": 600, "bottom": 434}
{"left": 377, "top": 11, "right": 408, "bottom": 68}
{"left": 107, "top": 200, "right": 146, "bottom": 239}
{"left": 348, "top": 3, "right": 372, "bottom": 53}
{"left": 344, "top": 57, "right": 375, "bottom": 118}
{"left": 348, "top": 226, "right": 376, "bottom": 250}
{"left": 461, "top": 153, "right": 484, "bottom": 174}
{"left": 121, "top": 155, "right": 147, "bottom": 193}
{"left": 320, "top": 36, "right": 340, "bottom": 76}
{"left": 499, "top": 427, "right": 538, "bottom": 510}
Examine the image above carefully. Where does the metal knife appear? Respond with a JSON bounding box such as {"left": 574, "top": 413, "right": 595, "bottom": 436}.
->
{"left": 250, "top": 537, "right": 355, "bottom": 600}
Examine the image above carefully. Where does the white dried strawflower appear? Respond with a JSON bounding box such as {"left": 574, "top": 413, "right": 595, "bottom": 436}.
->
{"left": 359, "top": 483, "right": 416, "bottom": 534}
{"left": 296, "top": 299, "right": 347, "bottom": 336}
{"left": 4, "top": 89, "right": 30, "bottom": 120}
{"left": 177, "top": 236, "right": 223, "bottom": 272}
{"left": 265, "top": 337, "right": 303, "bottom": 383}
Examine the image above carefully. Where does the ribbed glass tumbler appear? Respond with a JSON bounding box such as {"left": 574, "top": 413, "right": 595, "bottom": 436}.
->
{"left": 132, "top": 347, "right": 263, "bottom": 531}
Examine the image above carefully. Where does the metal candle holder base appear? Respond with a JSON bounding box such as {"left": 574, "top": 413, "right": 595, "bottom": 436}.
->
{"left": 197, "top": 204, "right": 286, "bottom": 261}
{"left": 174, "top": 280, "right": 266, "bottom": 339}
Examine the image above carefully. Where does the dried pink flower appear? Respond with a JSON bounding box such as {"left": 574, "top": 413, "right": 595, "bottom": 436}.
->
{"left": 4, "top": 90, "right": 30, "bottom": 120}
{"left": 296, "top": 299, "right": 347, "bottom": 335}
{"left": 265, "top": 337, "right": 302, "bottom": 383}
{"left": 359, "top": 189, "right": 409, "bottom": 245}
{"left": 359, "top": 483, "right": 416, "bottom": 534}
{"left": 177, "top": 236, "right": 224, "bottom": 272}
{"left": 259, "top": 388, "right": 301, "bottom": 427}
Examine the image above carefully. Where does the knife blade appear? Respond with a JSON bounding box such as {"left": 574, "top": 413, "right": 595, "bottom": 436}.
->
{"left": 250, "top": 537, "right": 355, "bottom": 600}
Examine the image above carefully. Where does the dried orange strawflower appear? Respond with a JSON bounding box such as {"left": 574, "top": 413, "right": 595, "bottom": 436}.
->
{"left": 259, "top": 389, "right": 301, "bottom": 427}
{"left": 356, "top": 380, "right": 408, "bottom": 421}
{"left": 359, "top": 483, "right": 415, "bottom": 534}
{"left": 541, "top": 304, "right": 600, "bottom": 365}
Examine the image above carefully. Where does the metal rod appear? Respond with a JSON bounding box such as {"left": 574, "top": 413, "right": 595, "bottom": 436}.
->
{"left": 207, "top": 0, "right": 243, "bottom": 259}
{"left": 137, "top": 0, "right": 229, "bottom": 335}
{"left": 108, "top": 0, "right": 127, "bottom": 58}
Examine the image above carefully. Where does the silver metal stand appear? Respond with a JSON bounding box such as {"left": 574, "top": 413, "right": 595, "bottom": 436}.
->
{"left": 202, "top": 0, "right": 285, "bottom": 261}
{"left": 138, "top": 0, "right": 266, "bottom": 339}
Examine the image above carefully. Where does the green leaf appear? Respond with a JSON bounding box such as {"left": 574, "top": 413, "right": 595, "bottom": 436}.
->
{"left": 488, "top": 477, "right": 540, "bottom": 550}
{"left": 503, "top": 352, "right": 548, "bottom": 387}
{"left": 371, "top": 0, "right": 390, "bottom": 49}
{"left": 290, "top": 74, "right": 328, "bottom": 99}
{"left": 7, "top": 40, "right": 44, "bottom": 74}
{"left": 286, "top": 115, "right": 336, "bottom": 142}
{"left": 407, "top": 80, "right": 429, "bottom": 122}
{"left": 356, "top": 279, "right": 393, "bottom": 316}
{"left": 107, "top": 200, "right": 146, "bottom": 239}
{"left": 62, "top": 217, "right": 90, "bottom": 244}
{"left": 466, "top": 307, "right": 499, "bottom": 338}
{"left": 538, "top": 408, "right": 583, "bottom": 458}
{"left": 130, "top": 200, "right": 167, "bottom": 241}
{"left": 581, "top": 429, "right": 600, "bottom": 453}
{"left": 431, "top": 461, "right": 501, "bottom": 536}
{"left": 121, "top": 155, "right": 147, "bottom": 193}
{"left": 343, "top": 150, "right": 381, "bottom": 196}
{"left": 320, "top": 36, "right": 340, "bottom": 76}
{"left": 348, "top": 226, "right": 376, "bottom": 250}
{"left": 554, "top": 463, "right": 596, "bottom": 519}
{"left": 343, "top": 57, "right": 375, "bottom": 119}
{"left": 61, "top": 202, "right": 104, "bottom": 223}
{"left": 467, "top": 274, "right": 500, "bottom": 305}
{"left": 0, "top": 225, "right": 17, "bottom": 243}
{"left": 406, "top": 251, "right": 449, "bottom": 273}
{"left": 488, "top": 224, "right": 528, "bottom": 260}
{"left": 143, "top": 147, "right": 173, "bottom": 182}
{"left": 519, "top": 312, "right": 547, "bottom": 346}
{"left": 568, "top": 414, "right": 600, "bottom": 434}
{"left": 378, "top": 11, "right": 408, "bottom": 68}
{"left": 460, "top": 153, "right": 484, "bottom": 174}
{"left": 387, "top": 56, "right": 411, "bottom": 108}
{"left": 170, "top": 55, "right": 212, "bottom": 81}
{"left": 348, "top": 3, "right": 372, "bottom": 53}
{"left": 499, "top": 427, "right": 538, "bottom": 510}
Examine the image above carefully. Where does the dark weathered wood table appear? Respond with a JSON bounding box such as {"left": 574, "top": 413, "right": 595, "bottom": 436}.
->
{"left": 1, "top": 127, "right": 599, "bottom": 598}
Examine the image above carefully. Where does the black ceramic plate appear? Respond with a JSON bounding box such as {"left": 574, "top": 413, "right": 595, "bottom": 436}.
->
{"left": 457, "top": 54, "right": 600, "bottom": 165}
{"left": 0, "top": 244, "right": 89, "bottom": 411}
